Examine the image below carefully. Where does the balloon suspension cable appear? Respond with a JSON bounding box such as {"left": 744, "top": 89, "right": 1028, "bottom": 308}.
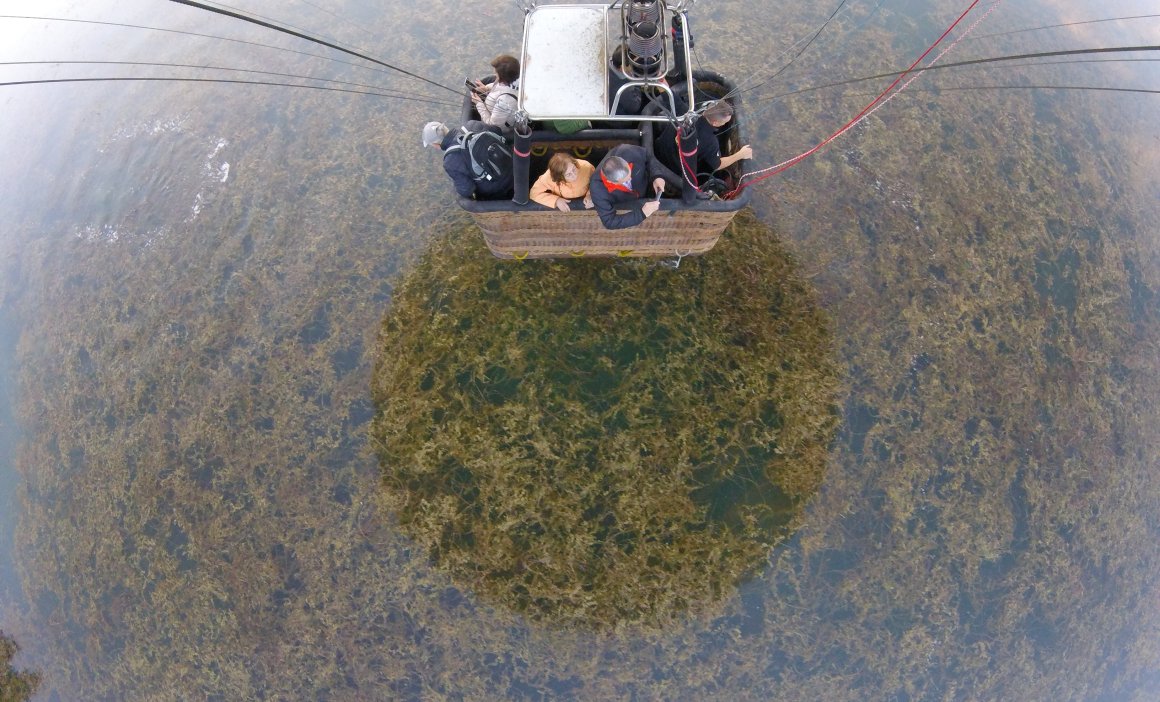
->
{"left": 0, "top": 60, "right": 458, "bottom": 105}
{"left": 0, "top": 14, "right": 453, "bottom": 96}
{"left": 0, "top": 75, "right": 463, "bottom": 105}
{"left": 168, "top": 0, "right": 462, "bottom": 95}
{"left": 729, "top": 0, "right": 999, "bottom": 197}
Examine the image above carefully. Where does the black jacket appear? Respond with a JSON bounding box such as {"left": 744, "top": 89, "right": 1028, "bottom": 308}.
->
{"left": 654, "top": 117, "right": 721, "bottom": 179}
{"left": 588, "top": 144, "right": 682, "bottom": 230}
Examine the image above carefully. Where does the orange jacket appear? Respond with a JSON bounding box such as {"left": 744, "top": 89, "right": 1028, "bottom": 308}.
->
{"left": 529, "top": 159, "right": 595, "bottom": 209}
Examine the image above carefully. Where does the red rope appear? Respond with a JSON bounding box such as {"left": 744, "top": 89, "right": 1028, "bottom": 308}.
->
{"left": 675, "top": 130, "right": 702, "bottom": 192}
{"left": 728, "top": 0, "right": 984, "bottom": 198}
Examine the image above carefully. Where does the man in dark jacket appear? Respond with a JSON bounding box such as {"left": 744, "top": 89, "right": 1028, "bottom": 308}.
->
{"left": 422, "top": 120, "right": 512, "bottom": 200}
{"left": 654, "top": 101, "right": 752, "bottom": 183}
{"left": 589, "top": 144, "right": 682, "bottom": 230}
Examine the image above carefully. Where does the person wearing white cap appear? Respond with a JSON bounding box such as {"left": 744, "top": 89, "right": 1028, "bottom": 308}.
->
{"left": 421, "top": 121, "right": 449, "bottom": 149}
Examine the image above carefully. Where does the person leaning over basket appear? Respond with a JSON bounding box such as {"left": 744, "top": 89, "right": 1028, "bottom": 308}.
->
{"left": 422, "top": 120, "right": 512, "bottom": 201}
{"left": 589, "top": 144, "right": 682, "bottom": 230}
{"left": 654, "top": 100, "right": 753, "bottom": 183}
{"left": 471, "top": 54, "right": 520, "bottom": 138}
{"left": 530, "top": 152, "right": 595, "bottom": 212}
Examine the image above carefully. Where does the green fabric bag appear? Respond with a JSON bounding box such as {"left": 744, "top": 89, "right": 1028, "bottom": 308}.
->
{"left": 548, "top": 119, "right": 590, "bottom": 135}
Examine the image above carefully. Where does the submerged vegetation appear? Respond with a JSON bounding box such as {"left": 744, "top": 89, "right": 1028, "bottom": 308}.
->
{"left": 0, "top": 631, "right": 39, "bottom": 702}
{"left": 0, "top": 0, "right": 1158, "bottom": 699}
{"left": 372, "top": 212, "right": 842, "bottom": 627}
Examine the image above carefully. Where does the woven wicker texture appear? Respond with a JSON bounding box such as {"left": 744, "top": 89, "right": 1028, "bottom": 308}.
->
{"left": 474, "top": 207, "right": 738, "bottom": 259}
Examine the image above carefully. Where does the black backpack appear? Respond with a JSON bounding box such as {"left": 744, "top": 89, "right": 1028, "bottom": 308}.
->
{"left": 445, "top": 127, "right": 512, "bottom": 185}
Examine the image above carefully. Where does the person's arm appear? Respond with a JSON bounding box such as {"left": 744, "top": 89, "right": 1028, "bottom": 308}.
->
{"left": 491, "top": 92, "right": 518, "bottom": 130}
{"left": 576, "top": 160, "right": 596, "bottom": 208}
{"left": 473, "top": 94, "right": 493, "bottom": 124}
{"left": 717, "top": 145, "right": 753, "bottom": 170}
{"left": 590, "top": 185, "right": 646, "bottom": 229}
{"left": 646, "top": 150, "right": 683, "bottom": 191}
{"left": 444, "top": 155, "right": 476, "bottom": 199}
{"left": 475, "top": 91, "right": 517, "bottom": 130}
{"left": 463, "top": 119, "right": 496, "bottom": 135}
{"left": 529, "top": 171, "right": 563, "bottom": 210}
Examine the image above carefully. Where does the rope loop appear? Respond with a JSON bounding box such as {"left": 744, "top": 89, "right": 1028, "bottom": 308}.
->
{"left": 675, "top": 131, "right": 702, "bottom": 192}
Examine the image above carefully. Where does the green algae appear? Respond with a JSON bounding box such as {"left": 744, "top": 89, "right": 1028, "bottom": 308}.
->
{"left": 0, "top": 631, "right": 39, "bottom": 702}
{"left": 371, "top": 211, "right": 842, "bottom": 628}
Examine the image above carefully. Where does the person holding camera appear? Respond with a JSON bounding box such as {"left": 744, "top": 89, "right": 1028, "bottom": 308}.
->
{"left": 470, "top": 54, "right": 521, "bottom": 139}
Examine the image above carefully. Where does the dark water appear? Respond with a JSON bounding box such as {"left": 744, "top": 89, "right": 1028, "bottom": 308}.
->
{"left": 0, "top": 0, "right": 1158, "bottom": 699}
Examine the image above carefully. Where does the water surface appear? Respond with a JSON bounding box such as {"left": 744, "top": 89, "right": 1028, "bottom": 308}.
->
{"left": 0, "top": 0, "right": 1157, "bottom": 699}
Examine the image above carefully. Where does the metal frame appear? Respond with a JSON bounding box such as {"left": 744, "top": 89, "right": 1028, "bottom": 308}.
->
{"left": 516, "top": 2, "right": 697, "bottom": 124}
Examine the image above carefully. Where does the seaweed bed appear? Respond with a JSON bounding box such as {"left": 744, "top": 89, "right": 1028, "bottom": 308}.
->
{"left": 371, "top": 213, "right": 841, "bottom": 628}
{"left": 0, "top": 0, "right": 1157, "bottom": 699}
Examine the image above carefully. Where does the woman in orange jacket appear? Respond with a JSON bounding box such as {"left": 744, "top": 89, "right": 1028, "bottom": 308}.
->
{"left": 530, "top": 153, "right": 596, "bottom": 212}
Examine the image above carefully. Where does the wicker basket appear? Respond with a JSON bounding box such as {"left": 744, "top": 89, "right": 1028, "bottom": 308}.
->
{"left": 456, "top": 68, "right": 751, "bottom": 260}
{"left": 470, "top": 205, "right": 739, "bottom": 259}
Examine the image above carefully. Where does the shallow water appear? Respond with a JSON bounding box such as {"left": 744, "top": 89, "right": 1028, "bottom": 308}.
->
{"left": 371, "top": 214, "right": 842, "bottom": 629}
{"left": 0, "top": 0, "right": 1158, "bottom": 699}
